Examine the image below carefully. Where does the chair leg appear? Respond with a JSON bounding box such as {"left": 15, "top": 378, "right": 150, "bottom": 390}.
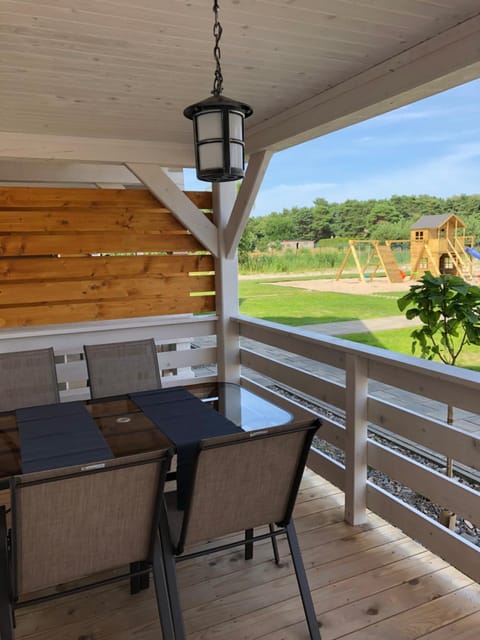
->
{"left": 244, "top": 528, "right": 254, "bottom": 560}
{"left": 151, "top": 532, "right": 177, "bottom": 640}
{"left": 129, "top": 561, "right": 150, "bottom": 594}
{"left": 285, "top": 521, "right": 321, "bottom": 640}
{"left": 268, "top": 523, "right": 281, "bottom": 565}
{"left": 158, "top": 501, "right": 186, "bottom": 640}
{"left": 0, "top": 507, "right": 14, "bottom": 640}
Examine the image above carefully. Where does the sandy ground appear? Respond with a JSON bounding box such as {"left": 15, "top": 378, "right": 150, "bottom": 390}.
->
{"left": 262, "top": 276, "right": 413, "bottom": 295}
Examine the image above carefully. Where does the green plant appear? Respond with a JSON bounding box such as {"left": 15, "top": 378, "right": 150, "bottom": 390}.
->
{"left": 397, "top": 271, "right": 480, "bottom": 490}
{"left": 397, "top": 272, "right": 480, "bottom": 366}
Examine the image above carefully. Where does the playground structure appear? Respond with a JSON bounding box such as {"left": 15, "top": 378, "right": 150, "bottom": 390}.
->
{"left": 336, "top": 239, "right": 407, "bottom": 283}
{"left": 410, "top": 213, "right": 476, "bottom": 280}
{"left": 336, "top": 213, "right": 478, "bottom": 283}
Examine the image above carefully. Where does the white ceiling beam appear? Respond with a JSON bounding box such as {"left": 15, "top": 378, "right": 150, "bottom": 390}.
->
{"left": 246, "top": 13, "right": 480, "bottom": 153}
{"left": 126, "top": 163, "right": 218, "bottom": 258}
{"left": 0, "top": 160, "right": 141, "bottom": 184}
{"left": 225, "top": 150, "right": 272, "bottom": 259}
{"left": 0, "top": 132, "right": 195, "bottom": 167}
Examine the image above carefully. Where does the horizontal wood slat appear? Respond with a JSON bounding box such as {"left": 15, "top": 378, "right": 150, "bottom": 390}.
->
{"left": 0, "top": 275, "right": 215, "bottom": 305}
{"left": 240, "top": 347, "right": 346, "bottom": 408}
{"left": 0, "top": 296, "right": 216, "bottom": 328}
{"left": 0, "top": 209, "right": 190, "bottom": 232}
{"left": 0, "top": 187, "right": 212, "bottom": 209}
{"left": 368, "top": 397, "right": 480, "bottom": 472}
{"left": 0, "top": 232, "right": 204, "bottom": 255}
{"left": 0, "top": 187, "right": 215, "bottom": 327}
{"left": 0, "top": 254, "right": 214, "bottom": 280}
{"left": 368, "top": 440, "right": 479, "bottom": 524}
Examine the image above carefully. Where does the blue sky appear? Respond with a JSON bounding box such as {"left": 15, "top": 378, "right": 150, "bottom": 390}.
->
{"left": 184, "top": 78, "right": 480, "bottom": 217}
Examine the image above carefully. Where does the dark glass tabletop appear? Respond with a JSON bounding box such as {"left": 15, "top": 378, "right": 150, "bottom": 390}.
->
{"left": 202, "top": 382, "right": 293, "bottom": 431}
{"left": 0, "top": 382, "right": 314, "bottom": 480}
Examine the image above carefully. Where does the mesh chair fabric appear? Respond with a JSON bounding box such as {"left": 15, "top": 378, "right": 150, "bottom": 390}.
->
{"left": 84, "top": 338, "right": 162, "bottom": 398}
{"left": 0, "top": 348, "right": 59, "bottom": 412}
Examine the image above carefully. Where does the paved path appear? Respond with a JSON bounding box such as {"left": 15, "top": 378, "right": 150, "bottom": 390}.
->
{"left": 301, "top": 314, "right": 420, "bottom": 336}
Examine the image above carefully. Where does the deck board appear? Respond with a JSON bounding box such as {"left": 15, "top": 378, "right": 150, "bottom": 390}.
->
{"left": 14, "top": 468, "right": 480, "bottom": 640}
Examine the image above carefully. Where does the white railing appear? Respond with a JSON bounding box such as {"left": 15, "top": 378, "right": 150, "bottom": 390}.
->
{"left": 1, "top": 311, "right": 479, "bottom": 582}
{"left": 234, "top": 314, "right": 480, "bottom": 584}
{"left": 0, "top": 315, "right": 218, "bottom": 400}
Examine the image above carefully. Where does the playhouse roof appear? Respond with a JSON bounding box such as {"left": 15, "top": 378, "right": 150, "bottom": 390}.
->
{"left": 411, "top": 214, "right": 465, "bottom": 230}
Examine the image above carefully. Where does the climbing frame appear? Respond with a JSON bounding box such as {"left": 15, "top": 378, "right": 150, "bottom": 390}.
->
{"left": 336, "top": 239, "right": 404, "bottom": 283}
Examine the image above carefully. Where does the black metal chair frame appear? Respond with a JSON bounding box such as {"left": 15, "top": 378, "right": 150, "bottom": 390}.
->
{"left": 0, "top": 451, "right": 177, "bottom": 640}
{"left": 158, "top": 421, "right": 322, "bottom": 640}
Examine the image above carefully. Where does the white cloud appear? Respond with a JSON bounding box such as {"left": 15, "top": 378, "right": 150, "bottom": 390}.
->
{"left": 255, "top": 142, "right": 480, "bottom": 211}
{"left": 371, "top": 103, "right": 480, "bottom": 125}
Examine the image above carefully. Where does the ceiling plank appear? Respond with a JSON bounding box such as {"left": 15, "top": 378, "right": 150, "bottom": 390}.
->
{"left": 126, "top": 163, "right": 218, "bottom": 258}
{"left": 246, "top": 12, "right": 480, "bottom": 153}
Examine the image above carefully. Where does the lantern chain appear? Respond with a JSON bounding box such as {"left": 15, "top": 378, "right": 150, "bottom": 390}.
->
{"left": 212, "top": 0, "right": 224, "bottom": 96}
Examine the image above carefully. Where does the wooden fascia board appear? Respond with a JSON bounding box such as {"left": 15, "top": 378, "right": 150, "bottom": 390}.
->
{"left": 126, "top": 163, "right": 218, "bottom": 257}
{"left": 224, "top": 150, "right": 272, "bottom": 259}
{"left": 246, "top": 13, "right": 480, "bottom": 153}
{"left": 0, "top": 132, "right": 195, "bottom": 167}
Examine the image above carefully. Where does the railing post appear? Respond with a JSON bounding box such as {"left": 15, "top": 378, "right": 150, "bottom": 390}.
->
{"left": 344, "top": 353, "right": 369, "bottom": 525}
{"left": 213, "top": 182, "right": 241, "bottom": 383}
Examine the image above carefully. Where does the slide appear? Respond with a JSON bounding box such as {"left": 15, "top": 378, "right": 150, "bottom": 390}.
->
{"left": 376, "top": 245, "right": 404, "bottom": 283}
{"left": 465, "top": 246, "right": 480, "bottom": 260}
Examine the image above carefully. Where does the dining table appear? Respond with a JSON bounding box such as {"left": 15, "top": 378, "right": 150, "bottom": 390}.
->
{"left": 0, "top": 382, "right": 318, "bottom": 490}
{"left": 0, "top": 381, "right": 320, "bottom": 596}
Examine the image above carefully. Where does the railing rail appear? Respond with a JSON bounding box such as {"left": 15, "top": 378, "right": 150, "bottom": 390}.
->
{"left": 234, "top": 313, "right": 480, "bottom": 583}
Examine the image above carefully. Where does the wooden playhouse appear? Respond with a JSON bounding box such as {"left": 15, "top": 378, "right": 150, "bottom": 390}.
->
{"left": 410, "top": 213, "right": 475, "bottom": 280}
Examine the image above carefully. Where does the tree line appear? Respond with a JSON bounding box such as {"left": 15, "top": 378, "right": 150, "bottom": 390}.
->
{"left": 241, "top": 193, "right": 480, "bottom": 253}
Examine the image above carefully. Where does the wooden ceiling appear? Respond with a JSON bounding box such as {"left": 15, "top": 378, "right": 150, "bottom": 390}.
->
{"left": 1, "top": 0, "right": 480, "bottom": 166}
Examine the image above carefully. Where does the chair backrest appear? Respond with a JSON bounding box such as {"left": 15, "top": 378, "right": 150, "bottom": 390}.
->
{"left": 0, "top": 348, "right": 59, "bottom": 412}
{"left": 176, "top": 422, "right": 319, "bottom": 552}
{"left": 11, "top": 448, "right": 172, "bottom": 596}
{"left": 84, "top": 338, "right": 162, "bottom": 398}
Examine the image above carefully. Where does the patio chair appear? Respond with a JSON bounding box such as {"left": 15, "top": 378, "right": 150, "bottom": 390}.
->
{"left": 160, "top": 421, "right": 322, "bottom": 640}
{"left": 84, "top": 338, "right": 162, "bottom": 398}
{"left": 0, "top": 448, "right": 175, "bottom": 640}
{"left": 0, "top": 348, "right": 59, "bottom": 412}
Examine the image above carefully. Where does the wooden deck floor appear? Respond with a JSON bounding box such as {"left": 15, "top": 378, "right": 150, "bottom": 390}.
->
{"left": 15, "top": 469, "right": 480, "bottom": 640}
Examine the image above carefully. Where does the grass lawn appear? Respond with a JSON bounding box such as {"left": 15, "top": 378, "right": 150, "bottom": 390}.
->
{"left": 239, "top": 279, "right": 402, "bottom": 326}
{"left": 237, "top": 277, "right": 480, "bottom": 372}
{"left": 342, "top": 328, "right": 480, "bottom": 372}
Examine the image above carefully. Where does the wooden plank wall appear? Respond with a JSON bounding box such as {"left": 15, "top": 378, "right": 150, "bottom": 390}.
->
{"left": 0, "top": 187, "right": 215, "bottom": 328}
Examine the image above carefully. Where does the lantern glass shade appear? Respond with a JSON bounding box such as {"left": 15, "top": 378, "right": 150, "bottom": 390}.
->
{"left": 196, "top": 110, "right": 223, "bottom": 140}
{"left": 229, "top": 142, "right": 243, "bottom": 169}
{"left": 184, "top": 94, "right": 253, "bottom": 182}
{"left": 229, "top": 111, "right": 243, "bottom": 139}
{"left": 198, "top": 141, "right": 223, "bottom": 171}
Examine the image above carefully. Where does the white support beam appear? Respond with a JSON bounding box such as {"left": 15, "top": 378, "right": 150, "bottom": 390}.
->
{"left": 0, "top": 161, "right": 141, "bottom": 185}
{"left": 246, "top": 13, "right": 480, "bottom": 153}
{"left": 0, "top": 161, "right": 185, "bottom": 190}
{"left": 225, "top": 150, "right": 272, "bottom": 259}
{"left": 0, "top": 132, "right": 194, "bottom": 167}
{"left": 214, "top": 182, "right": 240, "bottom": 383}
{"left": 126, "top": 163, "right": 218, "bottom": 257}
